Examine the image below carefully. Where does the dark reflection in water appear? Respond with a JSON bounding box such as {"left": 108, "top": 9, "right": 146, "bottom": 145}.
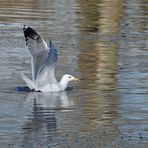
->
{"left": 0, "top": 0, "right": 148, "bottom": 147}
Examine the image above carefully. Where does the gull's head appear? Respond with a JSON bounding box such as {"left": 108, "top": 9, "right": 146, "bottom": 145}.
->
{"left": 62, "top": 74, "right": 80, "bottom": 83}
{"left": 60, "top": 74, "right": 80, "bottom": 91}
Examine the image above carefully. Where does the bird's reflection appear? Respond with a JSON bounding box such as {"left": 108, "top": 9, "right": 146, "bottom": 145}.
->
{"left": 21, "top": 91, "right": 73, "bottom": 147}
{"left": 32, "top": 97, "right": 57, "bottom": 133}
{"left": 30, "top": 91, "right": 74, "bottom": 108}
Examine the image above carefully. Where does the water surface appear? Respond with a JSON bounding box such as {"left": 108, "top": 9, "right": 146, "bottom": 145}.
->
{"left": 0, "top": 0, "right": 148, "bottom": 147}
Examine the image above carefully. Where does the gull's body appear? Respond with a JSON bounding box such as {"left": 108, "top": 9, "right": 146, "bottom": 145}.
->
{"left": 21, "top": 25, "right": 79, "bottom": 92}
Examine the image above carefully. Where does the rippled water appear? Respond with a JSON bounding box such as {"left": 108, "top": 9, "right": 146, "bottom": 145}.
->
{"left": 0, "top": 0, "right": 148, "bottom": 147}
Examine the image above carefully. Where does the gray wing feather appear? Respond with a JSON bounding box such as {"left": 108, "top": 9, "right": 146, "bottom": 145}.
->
{"left": 33, "top": 51, "right": 48, "bottom": 81}
{"left": 23, "top": 25, "right": 48, "bottom": 57}
{"left": 23, "top": 25, "right": 58, "bottom": 87}
{"left": 36, "top": 66, "right": 57, "bottom": 88}
{"left": 35, "top": 41, "right": 58, "bottom": 87}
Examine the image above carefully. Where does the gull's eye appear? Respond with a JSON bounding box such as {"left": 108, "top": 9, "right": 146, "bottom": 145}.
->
{"left": 69, "top": 76, "right": 72, "bottom": 78}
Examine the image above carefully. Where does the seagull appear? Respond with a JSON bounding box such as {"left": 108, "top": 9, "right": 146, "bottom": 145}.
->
{"left": 21, "top": 25, "right": 79, "bottom": 92}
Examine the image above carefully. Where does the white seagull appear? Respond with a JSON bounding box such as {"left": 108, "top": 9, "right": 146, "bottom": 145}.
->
{"left": 21, "top": 25, "right": 79, "bottom": 92}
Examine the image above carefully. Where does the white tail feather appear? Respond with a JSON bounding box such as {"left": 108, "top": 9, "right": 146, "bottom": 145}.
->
{"left": 20, "top": 73, "right": 35, "bottom": 89}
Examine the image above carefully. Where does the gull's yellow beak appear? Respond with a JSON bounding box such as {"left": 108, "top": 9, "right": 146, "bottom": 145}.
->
{"left": 73, "top": 77, "right": 80, "bottom": 81}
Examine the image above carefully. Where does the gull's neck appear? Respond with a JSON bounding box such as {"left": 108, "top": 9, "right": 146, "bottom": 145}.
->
{"left": 59, "top": 77, "right": 68, "bottom": 91}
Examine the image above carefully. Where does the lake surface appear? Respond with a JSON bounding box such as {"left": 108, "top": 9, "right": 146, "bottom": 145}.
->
{"left": 0, "top": 0, "right": 148, "bottom": 147}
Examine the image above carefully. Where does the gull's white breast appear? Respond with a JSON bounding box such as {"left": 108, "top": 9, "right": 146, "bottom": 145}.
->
{"left": 38, "top": 83, "right": 61, "bottom": 92}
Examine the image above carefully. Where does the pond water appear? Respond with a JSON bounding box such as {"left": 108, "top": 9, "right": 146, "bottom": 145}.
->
{"left": 0, "top": 0, "right": 148, "bottom": 147}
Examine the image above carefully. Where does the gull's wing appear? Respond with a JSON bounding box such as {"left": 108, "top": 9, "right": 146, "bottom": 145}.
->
{"left": 23, "top": 26, "right": 58, "bottom": 88}
{"left": 35, "top": 41, "right": 58, "bottom": 88}
{"left": 23, "top": 25, "right": 48, "bottom": 82}
{"left": 23, "top": 25, "right": 48, "bottom": 56}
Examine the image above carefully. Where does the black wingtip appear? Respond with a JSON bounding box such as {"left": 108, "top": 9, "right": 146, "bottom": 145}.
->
{"left": 23, "top": 25, "right": 41, "bottom": 45}
{"left": 23, "top": 25, "right": 28, "bottom": 30}
{"left": 23, "top": 25, "right": 29, "bottom": 45}
{"left": 23, "top": 25, "right": 28, "bottom": 36}
{"left": 23, "top": 25, "right": 38, "bottom": 37}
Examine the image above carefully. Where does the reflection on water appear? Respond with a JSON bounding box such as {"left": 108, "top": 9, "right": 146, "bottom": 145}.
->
{"left": 77, "top": 0, "right": 120, "bottom": 137}
{"left": 21, "top": 92, "right": 73, "bottom": 147}
{"left": 0, "top": 0, "right": 148, "bottom": 147}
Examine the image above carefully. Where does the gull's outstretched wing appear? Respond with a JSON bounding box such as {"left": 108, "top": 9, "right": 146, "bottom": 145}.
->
{"left": 23, "top": 25, "right": 48, "bottom": 56}
{"left": 23, "top": 26, "right": 58, "bottom": 88}
{"left": 23, "top": 25, "right": 48, "bottom": 82}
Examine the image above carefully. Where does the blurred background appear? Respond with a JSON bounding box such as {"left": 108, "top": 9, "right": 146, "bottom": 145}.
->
{"left": 0, "top": 0, "right": 147, "bottom": 147}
